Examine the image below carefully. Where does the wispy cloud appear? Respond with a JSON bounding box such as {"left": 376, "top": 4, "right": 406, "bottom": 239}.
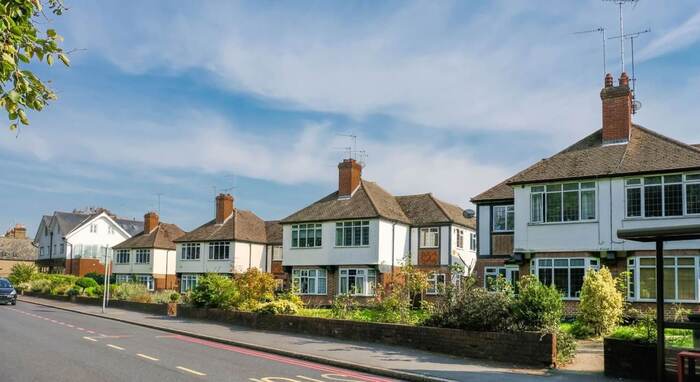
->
{"left": 638, "top": 10, "right": 700, "bottom": 61}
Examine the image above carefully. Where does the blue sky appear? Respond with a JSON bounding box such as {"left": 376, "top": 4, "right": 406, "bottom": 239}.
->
{"left": 3, "top": 1, "right": 700, "bottom": 235}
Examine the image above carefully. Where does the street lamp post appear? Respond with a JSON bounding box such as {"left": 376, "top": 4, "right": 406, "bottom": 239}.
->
{"left": 101, "top": 245, "right": 111, "bottom": 314}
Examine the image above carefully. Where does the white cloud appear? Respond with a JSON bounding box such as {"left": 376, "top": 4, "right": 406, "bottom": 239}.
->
{"left": 638, "top": 10, "right": 700, "bottom": 62}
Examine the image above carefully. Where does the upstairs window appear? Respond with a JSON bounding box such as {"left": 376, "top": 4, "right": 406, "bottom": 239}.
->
{"left": 291, "top": 224, "right": 322, "bottom": 248}
{"left": 469, "top": 232, "right": 477, "bottom": 251}
{"left": 115, "top": 250, "right": 130, "bottom": 264}
{"left": 531, "top": 182, "right": 596, "bottom": 223}
{"left": 135, "top": 249, "right": 150, "bottom": 264}
{"left": 419, "top": 227, "right": 439, "bottom": 248}
{"left": 455, "top": 229, "right": 464, "bottom": 249}
{"left": 335, "top": 221, "right": 370, "bottom": 247}
{"left": 89, "top": 223, "right": 98, "bottom": 233}
{"left": 626, "top": 174, "right": 700, "bottom": 218}
{"left": 493, "top": 205, "right": 514, "bottom": 231}
{"left": 181, "top": 243, "right": 201, "bottom": 260}
{"left": 208, "top": 242, "right": 230, "bottom": 260}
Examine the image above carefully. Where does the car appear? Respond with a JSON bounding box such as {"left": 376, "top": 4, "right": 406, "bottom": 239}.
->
{"left": 0, "top": 278, "right": 17, "bottom": 305}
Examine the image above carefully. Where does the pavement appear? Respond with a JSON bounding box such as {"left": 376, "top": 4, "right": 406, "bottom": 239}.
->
{"left": 11, "top": 296, "right": 625, "bottom": 381}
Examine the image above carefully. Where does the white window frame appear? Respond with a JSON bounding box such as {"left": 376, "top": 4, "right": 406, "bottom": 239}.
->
{"left": 426, "top": 273, "right": 446, "bottom": 295}
{"left": 292, "top": 269, "right": 327, "bottom": 295}
{"left": 338, "top": 268, "right": 377, "bottom": 296}
{"left": 181, "top": 243, "right": 201, "bottom": 260}
{"left": 208, "top": 241, "right": 230, "bottom": 260}
{"left": 625, "top": 173, "right": 700, "bottom": 218}
{"left": 484, "top": 266, "right": 520, "bottom": 291}
{"left": 115, "top": 249, "right": 130, "bottom": 264}
{"left": 115, "top": 274, "right": 131, "bottom": 284}
{"left": 291, "top": 223, "right": 323, "bottom": 249}
{"left": 335, "top": 220, "right": 370, "bottom": 248}
{"left": 530, "top": 182, "right": 596, "bottom": 224}
{"left": 135, "top": 249, "right": 151, "bottom": 264}
{"left": 530, "top": 257, "right": 599, "bottom": 300}
{"left": 135, "top": 274, "right": 154, "bottom": 291}
{"left": 180, "top": 274, "right": 200, "bottom": 292}
{"left": 419, "top": 227, "right": 440, "bottom": 248}
{"left": 89, "top": 223, "right": 98, "bottom": 233}
{"left": 469, "top": 232, "right": 477, "bottom": 251}
{"left": 272, "top": 246, "right": 283, "bottom": 261}
{"left": 493, "top": 205, "right": 515, "bottom": 232}
{"left": 627, "top": 256, "right": 698, "bottom": 303}
{"left": 455, "top": 229, "right": 464, "bottom": 249}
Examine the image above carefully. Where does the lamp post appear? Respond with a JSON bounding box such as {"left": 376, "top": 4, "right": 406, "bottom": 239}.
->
{"left": 101, "top": 245, "right": 111, "bottom": 314}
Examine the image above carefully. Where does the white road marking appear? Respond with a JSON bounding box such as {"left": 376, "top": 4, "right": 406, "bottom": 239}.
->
{"left": 107, "top": 344, "right": 125, "bottom": 351}
{"left": 66, "top": 324, "right": 74, "bottom": 328}
{"left": 137, "top": 353, "right": 159, "bottom": 361}
{"left": 77, "top": 327, "right": 84, "bottom": 331}
{"left": 86, "top": 330, "right": 95, "bottom": 334}
{"left": 176, "top": 366, "right": 206, "bottom": 376}
{"left": 83, "top": 337, "right": 98, "bottom": 342}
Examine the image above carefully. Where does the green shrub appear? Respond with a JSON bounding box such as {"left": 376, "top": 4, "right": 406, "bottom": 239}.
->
{"left": 66, "top": 286, "right": 80, "bottom": 297}
{"left": 9, "top": 263, "right": 36, "bottom": 285}
{"left": 169, "top": 292, "right": 181, "bottom": 303}
{"left": 576, "top": 267, "right": 623, "bottom": 337}
{"left": 76, "top": 277, "right": 99, "bottom": 291}
{"left": 30, "top": 279, "right": 51, "bottom": 293}
{"left": 277, "top": 291, "right": 304, "bottom": 308}
{"left": 112, "top": 283, "right": 151, "bottom": 303}
{"left": 83, "top": 286, "right": 99, "bottom": 297}
{"left": 556, "top": 330, "right": 578, "bottom": 365}
{"left": 152, "top": 290, "right": 180, "bottom": 304}
{"left": 190, "top": 274, "right": 239, "bottom": 309}
{"left": 53, "top": 284, "right": 72, "bottom": 296}
{"left": 424, "top": 285, "right": 513, "bottom": 331}
{"left": 511, "top": 275, "right": 562, "bottom": 333}
{"left": 254, "top": 300, "right": 300, "bottom": 315}
{"left": 331, "top": 292, "right": 357, "bottom": 319}
{"left": 234, "top": 268, "right": 276, "bottom": 305}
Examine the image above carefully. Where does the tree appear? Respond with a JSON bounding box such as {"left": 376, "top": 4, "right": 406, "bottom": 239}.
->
{"left": 1, "top": 0, "right": 69, "bottom": 132}
{"left": 8, "top": 262, "right": 36, "bottom": 284}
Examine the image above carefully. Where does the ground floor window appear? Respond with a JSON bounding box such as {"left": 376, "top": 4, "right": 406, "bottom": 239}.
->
{"left": 115, "top": 274, "right": 131, "bottom": 284}
{"left": 426, "top": 273, "right": 446, "bottom": 295}
{"left": 180, "top": 274, "right": 200, "bottom": 292}
{"left": 292, "top": 269, "right": 327, "bottom": 295}
{"left": 339, "top": 268, "right": 376, "bottom": 296}
{"left": 530, "top": 257, "right": 599, "bottom": 299}
{"left": 628, "top": 256, "right": 697, "bottom": 302}
{"left": 484, "top": 266, "right": 519, "bottom": 291}
{"left": 134, "top": 274, "right": 154, "bottom": 291}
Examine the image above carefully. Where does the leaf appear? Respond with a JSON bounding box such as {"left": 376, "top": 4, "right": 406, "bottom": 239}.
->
{"left": 46, "top": 54, "right": 53, "bottom": 66}
{"left": 17, "top": 109, "right": 29, "bottom": 125}
{"left": 2, "top": 53, "right": 15, "bottom": 65}
{"left": 46, "top": 29, "right": 57, "bottom": 38}
{"left": 7, "top": 90, "right": 20, "bottom": 103}
{"left": 9, "top": 123, "right": 17, "bottom": 131}
{"left": 58, "top": 53, "right": 69, "bottom": 66}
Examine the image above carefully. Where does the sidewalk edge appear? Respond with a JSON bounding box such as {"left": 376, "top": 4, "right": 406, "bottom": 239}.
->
{"left": 19, "top": 297, "right": 453, "bottom": 382}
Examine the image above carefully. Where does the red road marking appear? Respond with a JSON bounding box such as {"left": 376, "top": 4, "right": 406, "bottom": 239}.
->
{"left": 168, "top": 335, "right": 396, "bottom": 382}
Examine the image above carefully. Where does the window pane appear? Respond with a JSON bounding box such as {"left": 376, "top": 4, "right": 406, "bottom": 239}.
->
{"left": 665, "top": 174, "right": 682, "bottom": 183}
{"left": 664, "top": 184, "right": 683, "bottom": 216}
{"left": 687, "top": 184, "right": 700, "bottom": 214}
{"left": 563, "top": 191, "right": 579, "bottom": 221}
{"left": 644, "top": 176, "right": 662, "bottom": 185}
{"left": 570, "top": 268, "right": 585, "bottom": 298}
{"left": 581, "top": 190, "right": 596, "bottom": 220}
{"left": 315, "top": 229, "right": 322, "bottom": 246}
{"left": 546, "top": 192, "right": 562, "bottom": 222}
{"left": 644, "top": 185, "right": 663, "bottom": 217}
{"left": 362, "top": 226, "right": 369, "bottom": 246}
{"left": 664, "top": 268, "right": 676, "bottom": 300}
{"left": 554, "top": 268, "right": 569, "bottom": 297}
{"left": 626, "top": 188, "right": 641, "bottom": 217}
{"left": 639, "top": 268, "right": 656, "bottom": 299}
{"left": 532, "top": 186, "right": 545, "bottom": 192}
{"left": 538, "top": 268, "right": 552, "bottom": 286}
{"left": 563, "top": 183, "right": 579, "bottom": 191}
{"left": 580, "top": 182, "right": 595, "bottom": 189}
{"left": 531, "top": 193, "right": 543, "bottom": 222}
{"left": 493, "top": 207, "right": 506, "bottom": 231}
{"left": 506, "top": 207, "right": 514, "bottom": 230}
{"left": 353, "top": 226, "right": 361, "bottom": 246}
{"left": 678, "top": 268, "right": 696, "bottom": 300}
{"left": 336, "top": 228, "right": 343, "bottom": 246}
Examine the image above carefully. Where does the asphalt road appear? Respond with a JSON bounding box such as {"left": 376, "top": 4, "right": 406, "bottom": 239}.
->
{"left": 0, "top": 301, "right": 400, "bottom": 382}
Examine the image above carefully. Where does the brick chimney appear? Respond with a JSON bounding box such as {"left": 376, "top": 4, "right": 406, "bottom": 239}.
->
{"left": 600, "top": 72, "right": 633, "bottom": 144}
{"left": 215, "top": 193, "right": 234, "bottom": 224}
{"left": 338, "top": 159, "right": 362, "bottom": 198}
{"left": 6, "top": 224, "right": 26, "bottom": 239}
{"left": 144, "top": 212, "right": 159, "bottom": 234}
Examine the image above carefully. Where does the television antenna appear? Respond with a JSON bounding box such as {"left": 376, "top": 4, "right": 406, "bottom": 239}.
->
{"left": 573, "top": 27, "right": 607, "bottom": 77}
{"left": 603, "top": 0, "right": 639, "bottom": 74}
{"left": 338, "top": 134, "right": 358, "bottom": 159}
{"left": 156, "top": 192, "right": 164, "bottom": 215}
{"left": 609, "top": 28, "right": 650, "bottom": 113}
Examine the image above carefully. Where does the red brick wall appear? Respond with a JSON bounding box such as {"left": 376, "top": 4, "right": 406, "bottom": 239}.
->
{"left": 600, "top": 73, "right": 632, "bottom": 143}
{"left": 338, "top": 159, "right": 362, "bottom": 197}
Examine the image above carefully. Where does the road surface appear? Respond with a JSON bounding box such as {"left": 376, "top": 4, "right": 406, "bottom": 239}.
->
{"left": 0, "top": 301, "right": 400, "bottom": 382}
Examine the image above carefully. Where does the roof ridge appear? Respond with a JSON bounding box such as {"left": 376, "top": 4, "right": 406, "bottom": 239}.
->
{"left": 427, "top": 194, "right": 453, "bottom": 223}
{"left": 360, "top": 180, "right": 384, "bottom": 219}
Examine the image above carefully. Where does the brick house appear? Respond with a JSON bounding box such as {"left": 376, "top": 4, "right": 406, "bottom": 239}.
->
{"left": 472, "top": 73, "right": 700, "bottom": 314}
{"left": 173, "top": 194, "right": 283, "bottom": 292}
{"left": 0, "top": 225, "right": 38, "bottom": 277}
{"left": 281, "top": 158, "right": 476, "bottom": 305}
{"left": 112, "top": 212, "right": 185, "bottom": 291}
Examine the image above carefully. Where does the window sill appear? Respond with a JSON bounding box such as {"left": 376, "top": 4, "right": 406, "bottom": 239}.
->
{"left": 179, "top": 259, "right": 202, "bottom": 262}
{"left": 289, "top": 247, "right": 323, "bottom": 250}
{"left": 528, "top": 220, "right": 597, "bottom": 226}
{"left": 207, "top": 259, "right": 231, "bottom": 262}
{"left": 419, "top": 246, "right": 439, "bottom": 249}
{"left": 334, "top": 245, "right": 370, "bottom": 249}
{"left": 623, "top": 215, "right": 700, "bottom": 222}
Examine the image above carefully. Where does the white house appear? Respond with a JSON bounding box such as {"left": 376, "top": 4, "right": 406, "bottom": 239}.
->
{"left": 472, "top": 72, "right": 700, "bottom": 311}
{"left": 281, "top": 159, "right": 476, "bottom": 305}
{"left": 112, "top": 212, "right": 184, "bottom": 291}
{"left": 173, "top": 194, "right": 283, "bottom": 292}
{"left": 34, "top": 209, "right": 143, "bottom": 275}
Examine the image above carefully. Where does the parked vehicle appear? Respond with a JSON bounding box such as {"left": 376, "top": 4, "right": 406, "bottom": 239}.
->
{"left": 0, "top": 278, "right": 17, "bottom": 305}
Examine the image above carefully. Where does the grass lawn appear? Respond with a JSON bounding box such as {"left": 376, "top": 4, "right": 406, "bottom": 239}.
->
{"left": 298, "top": 308, "right": 431, "bottom": 325}
{"left": 611, "top": 326, "right": 693, "bottom": 348}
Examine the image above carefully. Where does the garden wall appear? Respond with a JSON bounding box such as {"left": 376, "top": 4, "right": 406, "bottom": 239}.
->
{"left": 24, "top": 292, "right": 168, "bottom": 316}
{"left": 178, "top": 306, "right": 556, "bottom": 366}
{"left": 604, "top": 338, "right": 693, "bottom": 381}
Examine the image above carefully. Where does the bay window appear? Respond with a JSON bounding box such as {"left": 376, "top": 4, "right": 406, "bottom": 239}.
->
{"left": 208, "top": 241, "right": 230, "bottom": 260}
{"left": 135, "top": 274, "right": 154, "bottom": 291}
{"left": 493, "top": 205, "right": 514, "bottom": 231}
{"left": 292, "top": 269, "right": 327, "bottom": 295}
{"left": 115, "top": 274, "right": 131, "bottom": 284}
{"left": 420, "top": 227, "right": 439, "bottom": 248}
{"left": 335, "top": 220, "right": 370, "bottom": 247}
{"left": 625, "top": 174, "right": 700, "bottom": 218}
{"left": 531, "top": 182, "right": 596, "bottom": 223}
{"left": 484, "top": 266, "right": 520, "bottom": 291}
{"left": 455, "top": 229, "right": 464, "bottom": 249}
{"left": 339, "top": 268, "right": 376, "bottom": 296}
{"left": 426, "top": 273, "right": 446, "bottom": 295}
{"left": 628, "top": 257, "right": 697, "bottom": 302}
{"left": 291, "top": 223, "right": 323, "bottom": 248}
{"left": 530, "top": 258, "right": 599, "bottom": 299}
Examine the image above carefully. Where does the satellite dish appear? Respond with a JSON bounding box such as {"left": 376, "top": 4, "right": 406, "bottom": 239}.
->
{"left": 463, "top": 209, "right": 475, "bottom": 219}
{"left": 632, "top": 100, "right": 642, "bottom": 113}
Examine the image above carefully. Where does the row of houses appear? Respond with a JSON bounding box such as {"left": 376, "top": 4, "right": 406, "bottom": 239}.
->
{"left": 29, "top": 73, "right": 700, "bottom": 310}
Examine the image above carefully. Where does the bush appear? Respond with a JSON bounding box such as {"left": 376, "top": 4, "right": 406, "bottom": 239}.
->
{"left": 556, "top": 330, "right": 578, "bottom": 365}
{"left": 66, "top": 286, "right": 80, "bottom": 297}
{"left": 253, "top": 300, "right": 300, "bottom": 315}
{"left": 234, "top": 268, "right": 276, "bottom": 305}
{"left": 425, "top": 285, "right": 513, "bottom": 332}
{"left": 112, "top": 283, "right": 151, "bottom": 303}
{"left": 511, "top": 275, "right": 562, "bottom": 333}
{"left": 30, "top": 279, "right": 51, "bottom": 293}
{"left": 152, "top": 290, "right": 180, "bottom": 304}
{"left": 190, "top": 274, "right": 239, "bottom": 309}
{"left": 331, "top": 292, "right": 357, "bottom": 320}
{"left": 576, "top": 267, "right": 623, "bottom": 337}
{"left": 83, "top": 286, "right": 99, "bottom": 297}
{"left": 53, "top": 284, "right": 73, "bottom": 296}
{"left": 76, "top": 277, "right": 99, "bottom": 291}
{"left": 9, "top": 263, "right": 36, "bottom": 285}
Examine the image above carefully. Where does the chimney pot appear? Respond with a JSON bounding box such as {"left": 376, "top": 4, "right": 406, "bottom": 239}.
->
{"left": 619, "top": 72, "right": 630, "bottom": 87}
{"left": 604, "top": 73, "right": 613, "bottom": 87}
{"left": 144, "top": 212, "right": 159, "bottom": 234}
{"left": 338, "top": 159, "right": 362, "bottom": 198}
{"left": 215, "top": 193, "right": 234, "bottom": 224}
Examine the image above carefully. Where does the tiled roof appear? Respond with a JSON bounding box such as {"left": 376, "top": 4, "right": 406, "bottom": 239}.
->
{"left": 506, "top": 125, "right": 700, "bottom": 185}
{"left": 50, "top": 211, "right": 144, "bottom": 237}
{"left": 265, "top": 221, "right": 282, "bottom": 245}
{"left": 396, "top": 194, "right": 474, "bottom": 228}
{"left": 175, "top": 209, "right": 270, "bottom": 244}
{"left": 113, "top": 223, "right": 185, "bottom": 250}
{"left": 0, "top": 237, "right": 38, "bottom": 261}
{"left": 471, "top": 180, "right": 514, "bottom": 203}
{"left": 115, "top": 218, "right": 145, "bottom": 236}
{"left": 281, "top": 180, "right": 411, "bottom": 224}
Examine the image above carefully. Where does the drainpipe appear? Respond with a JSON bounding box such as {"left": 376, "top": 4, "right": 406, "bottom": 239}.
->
{"left": 391, "top": 222, "right": 396, "bottom": 283}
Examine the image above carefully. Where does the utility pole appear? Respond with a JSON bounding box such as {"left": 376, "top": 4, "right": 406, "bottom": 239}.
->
{"left": 101, "top": 245, "right": 111, "bottom": 313}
